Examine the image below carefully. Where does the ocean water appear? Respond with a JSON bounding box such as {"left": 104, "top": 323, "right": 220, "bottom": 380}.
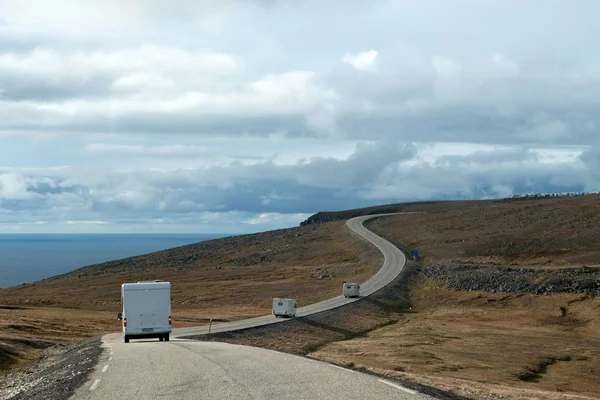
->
{"left": 0, "top": 233, "right": 231, "bottom": 288}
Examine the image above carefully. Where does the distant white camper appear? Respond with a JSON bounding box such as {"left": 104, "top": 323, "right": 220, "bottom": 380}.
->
{"left": 117, "top": 281, "right": 172, "bottom": 343}
{"left": 343, "top": 282, "right": 360, "bottom": 298}
{"left": 272, "top": 298, "right": 296, "bottom": 317}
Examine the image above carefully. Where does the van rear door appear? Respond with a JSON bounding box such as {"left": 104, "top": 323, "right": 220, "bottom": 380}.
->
{"left": 124, "top": 286, "right": 171, "bottom": 333}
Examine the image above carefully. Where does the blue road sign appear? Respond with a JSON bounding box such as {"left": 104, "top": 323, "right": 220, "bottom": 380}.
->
{"left": 411, "top": 249, "right": 418, "bottom": 259}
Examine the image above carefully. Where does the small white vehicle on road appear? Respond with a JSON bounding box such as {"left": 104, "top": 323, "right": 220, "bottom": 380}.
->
{"left": 343, "top": 282, "right": 360, "bottom": 298}
{"left": 272, "top": 298, "right": 296, "bottom": 317}
{"left": 117, "top": 281, "right": 172, "bottom": 343}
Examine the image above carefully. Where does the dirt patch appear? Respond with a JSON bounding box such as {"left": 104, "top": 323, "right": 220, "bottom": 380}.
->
{"left": 0, "top": 337, "right": 102, "bottom": 400}
{"left": 0, "top": 307, "right": 118, "bottom": 375}
{"left": 516, "top": 356, "right": 574, "bottom": 382}
{"left": 0, "top": 339, "right": 56, "bottom": 373}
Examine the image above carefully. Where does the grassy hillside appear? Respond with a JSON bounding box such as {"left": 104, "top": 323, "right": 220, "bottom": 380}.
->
{"left": 182, "top": 194, "right": 600, "bottom": 400}
{"left": 329, "top": 194, "right": 600, "bottom": 399}
{"left": 0, "top": 221, "right": 379, "bottom": 313}
{"left": 299, "top": 199, "right": 496, "bottom": 225}
{"left": 0, "top": 220, "right": 380, "bottom": 372}
{"left": 3, "top": 194, "right": 600, "bottom": 399}
{"left": 365, "top": 193, "right": 600, "bottom": 266}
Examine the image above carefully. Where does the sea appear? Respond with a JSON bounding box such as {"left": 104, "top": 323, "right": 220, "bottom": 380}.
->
{"left": 0, "top": 233, "right": 232, "bottom": 288}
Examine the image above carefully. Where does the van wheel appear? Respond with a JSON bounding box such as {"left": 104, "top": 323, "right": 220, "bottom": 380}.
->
{"left": 159, "top": 336, "right": 163, "bottom": 341}
{"left": 124, "top": 336, "right": 129, "bottom": 343}
{"left": 165, "top": 334, "right": 170, "bottom": 342}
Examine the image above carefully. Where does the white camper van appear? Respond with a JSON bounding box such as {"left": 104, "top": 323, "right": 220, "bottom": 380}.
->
{"left": 118, "top": 281, "right": 172, "bottom": 343}
{"left": 272, "top": 298, "right": 296, "bottom": 317}
{"left": 343, "top": 282, "right": 360, "bottom": 298}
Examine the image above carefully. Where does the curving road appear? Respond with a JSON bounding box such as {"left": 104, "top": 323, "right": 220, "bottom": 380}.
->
{"left": 175, "top": 213, "right": 406, "bottom": 336}
{"left": 70, "top": 214, "right": 435, "bottom": 400}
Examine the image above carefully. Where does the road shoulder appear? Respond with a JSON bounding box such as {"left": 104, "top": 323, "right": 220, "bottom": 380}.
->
{"left": 0, "top": 337, "right": 102, "bottom": 400}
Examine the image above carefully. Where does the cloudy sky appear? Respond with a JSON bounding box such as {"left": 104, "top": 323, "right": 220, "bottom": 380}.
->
{"left": 0, "top": 0, "right": 598, "bottom": 233}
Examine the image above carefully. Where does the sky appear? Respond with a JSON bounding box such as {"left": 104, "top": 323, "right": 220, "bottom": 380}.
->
{"left": 0, "top": 0, "right": 598, "bottom": 233}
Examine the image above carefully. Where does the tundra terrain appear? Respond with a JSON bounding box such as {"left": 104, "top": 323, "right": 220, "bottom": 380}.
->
{"left": 186, "top": 194, "right": 600, "bottom": 400}
{"left": 2, "top": 194, "right": 600, "bottom": 400}
{"left": 0, "top": 220, "right": 380, "bottom": 377}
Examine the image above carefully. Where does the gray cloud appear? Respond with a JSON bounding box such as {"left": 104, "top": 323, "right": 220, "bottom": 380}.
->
{"left": 1, "top": 2, "right": 598, "bottom": 144}
{"left": 0, "top": 141, "right": 593, "bottom": 224}
{"left": 1, "top": 1, "right": 599, "bottom": 232}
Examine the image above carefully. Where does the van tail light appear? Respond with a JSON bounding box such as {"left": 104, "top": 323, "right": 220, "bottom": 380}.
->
{"left": 123, "top": 317, "right": 127, "bottom": 327}
{"left": 168, "top": 316, "right": 172, "bottom": 325}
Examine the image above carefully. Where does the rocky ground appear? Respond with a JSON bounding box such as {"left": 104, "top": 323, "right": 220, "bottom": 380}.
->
{"left": 422, "top": 263, "right": 600, "bottom": 295}
{"left": 0, "top": 338, "right": 101, "bottom": 400}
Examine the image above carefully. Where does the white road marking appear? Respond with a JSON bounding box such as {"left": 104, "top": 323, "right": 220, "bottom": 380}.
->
{"left": 378, "top": 379, "right": 416, "bottom": 395}
{"left": 102, "top": 365, "right": 109, "bottom": 373}
{"left": 331, "top": 365, "right": 357, "bottom": 373}
{"left": 90, "top": 379, "right": 101, "bottom": 391}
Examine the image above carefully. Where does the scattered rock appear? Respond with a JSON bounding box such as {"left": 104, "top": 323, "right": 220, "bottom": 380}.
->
{"left": 230, "top": 252, "right": 270, "bottom": 266}
{"left": 310, "top": 268, "right": 332, "bottom": 279}
{"left": 0, "top": 337, "right": 102, "bottom": 400}
{"left": 423, "top": 264, "right": 600, "bottom": 294}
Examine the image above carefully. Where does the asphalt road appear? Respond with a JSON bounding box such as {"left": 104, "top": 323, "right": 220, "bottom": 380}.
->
{"left": 70, "top": 213, "right": 429, "bottom": 400}
{"left": 71, "top": 335, "right": 435, "bottom": 400}
{"left": 175, "top": 213, "right": 406, "bottom": 337}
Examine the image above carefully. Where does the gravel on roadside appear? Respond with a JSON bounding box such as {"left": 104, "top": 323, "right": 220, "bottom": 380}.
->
{"left": 0, "top": 337, "right": 102, "bottom": 400}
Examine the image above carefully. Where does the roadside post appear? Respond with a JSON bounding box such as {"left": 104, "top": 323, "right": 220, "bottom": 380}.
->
{"left": 208, "top": 318, "right": 212, "bottom": 334}
{"left": 411, "top": 249, "right": 418, "bottom": 261}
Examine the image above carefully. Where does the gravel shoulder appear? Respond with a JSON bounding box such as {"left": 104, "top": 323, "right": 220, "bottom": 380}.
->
{"left": 0, "top": 337, "right": 102, "bottom": 400}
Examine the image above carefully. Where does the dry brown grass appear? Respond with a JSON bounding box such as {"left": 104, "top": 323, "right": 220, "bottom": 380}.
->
{"left": 4, "top": 194, "right": 600, "bottom": 399}
{"left": 310, "top": 281, "right": 600, "bottom": 399}
{"left": 0, "top": 306, "right": 119, "bottom": 373}
{"left": 366, "top": 194, "right": 600, "bottom": 267}
{"left": 0, "top": 221, "right": 377, "bottom": 314}
{"left": 0, "top": 220, "right": 379, "bottom": 373}
{"left": 307, "top": 195, "right": 600, "bottom": 399}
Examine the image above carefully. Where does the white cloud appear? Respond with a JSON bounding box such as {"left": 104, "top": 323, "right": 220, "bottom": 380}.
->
{"left": 65, "top": 220, "right": 109, "bottom": 225}
{"left": 84, "top": 144, "right": 208, "bottom": 157}
{"left": 1, "top": 0, "right": 600, "bottom": 233}
{"left": 244, "top": 212, "right": 312, "bottom": 225}
{"left": 432, "top": 56, "right": 462, "bottom": 80}
{"left": 0, "top": 172, "right": 34, "bottom": 200}
{"left": 0, "top": 46, "right": 241, "bottom": 87}
{"left": 111, "top": 73, "right": 175, "bottom": 91}
{"left": 342, "top": 50, "right": 378, "bottom": 71}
